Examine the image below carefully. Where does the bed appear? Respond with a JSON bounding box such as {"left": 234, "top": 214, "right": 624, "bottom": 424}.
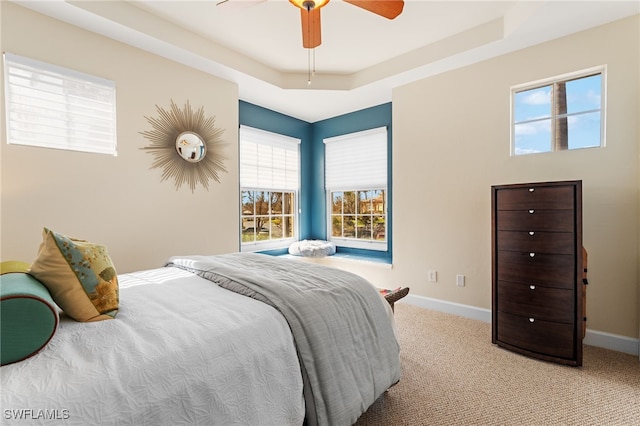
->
{"left": 0, "top": 251, "right": 401, "bottom": 426}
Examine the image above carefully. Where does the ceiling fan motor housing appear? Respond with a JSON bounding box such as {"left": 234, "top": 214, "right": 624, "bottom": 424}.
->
{"left": 290, "top": 0, "right": 330, "bottom": 11}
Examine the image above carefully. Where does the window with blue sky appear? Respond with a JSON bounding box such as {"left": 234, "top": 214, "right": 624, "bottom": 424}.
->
{"left": 512, "top": 67, "right": 604, "bottom": 155}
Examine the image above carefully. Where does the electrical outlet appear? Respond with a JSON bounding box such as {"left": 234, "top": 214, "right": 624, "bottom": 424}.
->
{"left": 428, "top": 270, "right": 437, "bottom": 282}
{"left": 456, "top": 274, "right": 465, "bottom": 287}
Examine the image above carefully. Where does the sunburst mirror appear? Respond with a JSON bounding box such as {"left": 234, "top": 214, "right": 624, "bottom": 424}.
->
{"left": 140, "top": 100, "right": 227, "bottom": 192}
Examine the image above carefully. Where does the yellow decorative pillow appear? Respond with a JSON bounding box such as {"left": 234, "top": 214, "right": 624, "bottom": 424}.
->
{"left": 29, "top": 228, "right": 119, "bottom": 322}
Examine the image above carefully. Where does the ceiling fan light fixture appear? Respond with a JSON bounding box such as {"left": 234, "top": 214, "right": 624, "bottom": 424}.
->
{"left": 289, "top": 0, "right": 330, "bottom": 11}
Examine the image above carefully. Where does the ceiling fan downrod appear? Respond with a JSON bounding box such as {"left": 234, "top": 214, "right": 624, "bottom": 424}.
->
{"left": 290, "top": 0, "right": 330, "bottom": 84}
{"left": 305, "top": 1, "right": 315, "bottom": 85}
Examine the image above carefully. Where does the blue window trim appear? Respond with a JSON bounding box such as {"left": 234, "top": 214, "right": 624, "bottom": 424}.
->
{"left": 239, "top": 101, "right": 392, "bottom": 264}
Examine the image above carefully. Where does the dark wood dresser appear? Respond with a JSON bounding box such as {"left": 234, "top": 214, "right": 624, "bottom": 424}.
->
{"left": 491, "top": 180, "right": 585, "bottom": 366}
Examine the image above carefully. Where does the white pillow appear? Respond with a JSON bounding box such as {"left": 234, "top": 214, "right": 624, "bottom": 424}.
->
{"left": 288, "top": 240, "right": 336, "bottom": 257}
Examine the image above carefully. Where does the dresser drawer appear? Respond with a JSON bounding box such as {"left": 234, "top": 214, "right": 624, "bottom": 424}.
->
{"left": 497, "top": 251, "right": 575, "bottom": 289}
{"left": 496, "top": 210, "right": 574, "bottom": 232}
{"left": 497, "top": 230, "right": 574, "bottom": 254}
{"left": 496, "top": 311, "right": 575, "bottom": 359}
{"left": 497, "top": 281, "right": 574, "bottom": 323}
{"left": 496, "top": 186, "right": 575, "bottom": 210}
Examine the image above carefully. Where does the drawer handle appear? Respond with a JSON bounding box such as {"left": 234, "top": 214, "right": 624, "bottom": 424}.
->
{"left": 529, "top": 188, "right": 535, "bottom": 192}
{"left": 529, "top": 231, "right": 535, "bottom": 236}
{"left": 529, "top": 318, "right": 535, "bottom": 323}
{"left": 529, "top": 285, "right": 536, "bottom": 290}
{"left": 528, "top": 209, "right": 535, "bottom": 214}
{"left": 529, "top": 252, "right": 536, "bottom": 258}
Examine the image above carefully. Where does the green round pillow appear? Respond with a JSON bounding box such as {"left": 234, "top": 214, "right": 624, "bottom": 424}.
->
{"left": 0, "top": 273, "right": 59, "bottom": 366}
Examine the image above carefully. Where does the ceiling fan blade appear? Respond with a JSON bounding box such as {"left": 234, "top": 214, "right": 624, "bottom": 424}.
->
{"left": 300, "top": 7, "right": 322, "bottom": 48}
{"left": 343, "top": 0, "right": 404, "bottom": 19}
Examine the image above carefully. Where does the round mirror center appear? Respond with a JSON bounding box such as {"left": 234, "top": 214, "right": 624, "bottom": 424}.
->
{"left": 175, "top": 131, "right": 206, "bottom": 163}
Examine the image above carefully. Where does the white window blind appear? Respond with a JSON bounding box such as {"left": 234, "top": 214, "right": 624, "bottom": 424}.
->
{"left": 324, "top": 127, "right": 387, "bottom": 190}
{"left": 240, "top": 125, "right": 300, "bottom": 190}
{"left": 3, "top": 52, "right": 117, "bottom": 155}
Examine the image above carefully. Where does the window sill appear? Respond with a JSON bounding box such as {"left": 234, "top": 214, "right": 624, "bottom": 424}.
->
{"left": 280, "top": 252, "right": 392, "bottom": 269}
{"left": 330, "top": 252, "right": 391, "bottom": 265}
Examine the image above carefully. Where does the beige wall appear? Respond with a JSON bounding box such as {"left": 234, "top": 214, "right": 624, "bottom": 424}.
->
{"left": 1, "top": 3, "right": 240, "bottom": 273}
{"left": 390, "top": 16, "right": 639, "bottom": 339}
{"left": 294, "top": 16, "right": 639, "bottom": 343}
{"left": 1, "top": 4, "right": 638, "bottom": 341}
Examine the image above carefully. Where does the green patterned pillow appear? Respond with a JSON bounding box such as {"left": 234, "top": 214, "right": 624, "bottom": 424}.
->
{"left": 29, "top": 228, "right": 119, "bottom": 322}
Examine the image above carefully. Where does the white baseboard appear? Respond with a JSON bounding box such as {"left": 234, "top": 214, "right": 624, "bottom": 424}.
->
{"left": 402, "top": 294, "right": 639, "bottom": 357}
{"left": 403, "top": 294, "right": 492, "bottom": 323}
{"left": 583, "top": 329, "right": 640, "bottom": 357}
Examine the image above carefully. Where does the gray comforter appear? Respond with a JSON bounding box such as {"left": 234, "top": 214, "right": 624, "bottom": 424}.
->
{"left": 166, "top": 252, "right": 401, "bottom": 426}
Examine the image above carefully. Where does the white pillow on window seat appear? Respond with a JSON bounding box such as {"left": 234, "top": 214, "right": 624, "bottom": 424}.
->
{"left": 288, "top": 240, "right": 336, "bottom": 257}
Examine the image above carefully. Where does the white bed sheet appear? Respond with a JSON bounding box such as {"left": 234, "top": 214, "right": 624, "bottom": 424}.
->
{"left": 0, "top": 267, "right": 305, "bottom": 426}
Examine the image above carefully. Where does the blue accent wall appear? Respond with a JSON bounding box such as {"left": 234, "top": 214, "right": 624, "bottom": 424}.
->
{"left": 239, "top": 101, "right": 313, "bottom": 237}
{"left": 310, "top": 103, "right": 393, "bottom": 261}
{"left": 239, "top": 101, "right": 392, "bottom": 261}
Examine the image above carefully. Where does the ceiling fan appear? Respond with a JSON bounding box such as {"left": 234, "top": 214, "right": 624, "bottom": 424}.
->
{"left": 290, "top": 0, "right": 404, "bottom": 48}
{"left": 217, "top": 0, "right": 404, "bottom": 49}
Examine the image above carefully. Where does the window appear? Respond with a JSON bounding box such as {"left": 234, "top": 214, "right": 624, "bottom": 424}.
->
{"left": 239, "top": 125, "right": 300, "bottom": 251}
{"left": 3, "top": 52, "right": 117, "bottom": 155}
{"left": 325, "top": 127, "right": 388, "bottom": 251}
{"left": 512, "top": 67, "right": 605, "bottom": 155}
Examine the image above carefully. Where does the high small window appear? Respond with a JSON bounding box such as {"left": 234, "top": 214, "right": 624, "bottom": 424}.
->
{"left": 3, "top": 52, "right": 117, "bottom": 155}
{"left": 512, "top": 67, "right": 605, "bottom": 155}
{"left": 325, "top": 127, "right": 388, "bottom": 251}
{"left": 239, "top": 125, "right": 300, "bottom": 251}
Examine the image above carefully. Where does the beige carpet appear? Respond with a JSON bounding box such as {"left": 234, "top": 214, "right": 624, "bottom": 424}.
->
{"left": 355, "top": 303, "right": 640, "bottom": 425}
